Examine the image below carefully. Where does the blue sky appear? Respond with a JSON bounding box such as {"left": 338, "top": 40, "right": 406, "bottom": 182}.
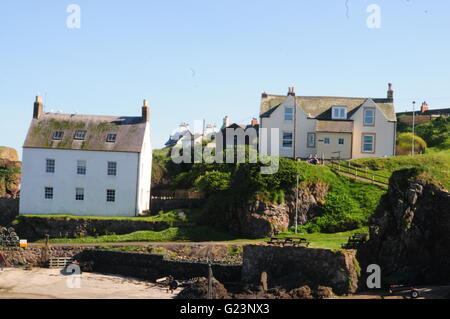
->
{"left": 1, "top": 0, "right": 450, "bottom": 156}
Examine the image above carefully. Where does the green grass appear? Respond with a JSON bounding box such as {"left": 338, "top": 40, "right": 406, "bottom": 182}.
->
{"left": 266, "top": 227, "right": 368, "bottom": 249}
{"left": 19, "top": 209, "right": 194, "bottom": 223}
{"left": 43, "top": 225, "right": 367, "bottom": 250}
{"left": 43, "top": 226, "right": 240, "bottom": 244}
{"left": 349, "top": 153, "right": 450, "bottom": 189}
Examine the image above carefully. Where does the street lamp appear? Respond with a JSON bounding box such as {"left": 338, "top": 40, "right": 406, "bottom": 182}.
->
{"left": 412, "top": 101, "right": 416, "bottom": 156}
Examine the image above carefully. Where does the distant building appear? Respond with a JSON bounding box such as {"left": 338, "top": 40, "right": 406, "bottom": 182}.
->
{"left": 397, "top": 102, "right": 450, "bottom": 126}
{"left": 164, "top": 122, "right": 218, "bottom": 148}
{"left": 259, "top": 84, "right": 397, "bottom": 160}
{"left": 19, "top": 96, "right": 152, "bottom": 217}
{"left": 219, "top": 116, "right": 259, "bottom": 150}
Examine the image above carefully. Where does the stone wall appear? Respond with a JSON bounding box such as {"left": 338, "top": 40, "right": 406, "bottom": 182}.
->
{"left": 0, "top": 199, "right": 19, "bottom": 226}
{"left": 77, "top": 249, "right": 242, "bottom": 283}
{"left": 14, "top": 216, "right": 190, "bottom": 241}
{"left": 0, "top": 247, "right": 241, "bottom": 284}
{"left": 150, "top": 198, "right": 204, "bottom": 214}
{"left": 0, "top": 246, "right": 86, "bottom": 267}
{"left": 242, "top": 245, "right": 359, "bottom": 295}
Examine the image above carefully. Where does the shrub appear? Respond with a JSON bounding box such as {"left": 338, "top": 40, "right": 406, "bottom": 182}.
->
{"left": 397, "top": 133, "right": 427, "bottom": 155}
{"left": 195, "top": 171, "right": 231, "bottom": 194}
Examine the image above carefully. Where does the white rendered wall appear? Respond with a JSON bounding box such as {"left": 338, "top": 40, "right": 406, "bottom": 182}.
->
{"left": 19, "top": 148, "right": 139, "bottom": 217}
{"left": 136, "top": 123, "right": 152, "bottom": 215}
{"left": 351, "top": 100, "right": 396, "bottom": 159}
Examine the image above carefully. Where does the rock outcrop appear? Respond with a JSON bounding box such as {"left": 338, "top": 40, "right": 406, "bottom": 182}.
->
{"left": 242, "top": 245, "right": 359, "bottom": 295}
{"left": 0, "top": 147, "right": 18, "bottom": 162}
{"left": 0, "top": 158, "right": 21, "bottom": 199}
{"left": 204, "top": 182, "right": 328, "bottom": 238}
{"left": 364, "top": 168, "right": 450, "bottom": 285}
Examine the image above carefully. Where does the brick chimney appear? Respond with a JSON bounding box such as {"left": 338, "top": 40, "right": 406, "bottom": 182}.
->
{"left": 261, "top": 92, "right": 268, "bottom": 99}
{"left": 421, "top": 101, "right": 429, "bottom": 113}
{"left": 387, "top": 83, "right": 394, "bottom": 102}
{"left": 33, "top": 96, "right": 43, "bottom": 119}
{"left": 142, "top": 99, "right": 149, "bottom": 122}
{"left": 251, "top": 118, "right": 258, "bottom": 127}
{"left": 287, "top": 87, "right": 296, "bottom": 96}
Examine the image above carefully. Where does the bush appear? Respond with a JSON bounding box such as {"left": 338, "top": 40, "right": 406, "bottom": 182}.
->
{"left": 195, "top": 171, "right": 231, "bottom": 194}
{"left": 397, "top": 133, "right": 427, "bottom": 155}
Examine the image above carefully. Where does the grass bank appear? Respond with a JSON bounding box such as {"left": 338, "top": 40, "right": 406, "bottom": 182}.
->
{"left": 44, "top": 226, "right": 366, "bottom": 250}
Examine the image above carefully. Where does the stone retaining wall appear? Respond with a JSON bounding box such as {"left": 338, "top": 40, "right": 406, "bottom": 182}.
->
{"left": 14, "top": 216, "right": 190, "bottom": 241}
{"left": 0, "top": 199, "right": 19, "bottom": 226}
{"left": 0, "top": 247, "right": 241, "bottom": 283}
{"left": 77, "top": 249, "right": 241, "bottom": 283}
{"left": 242, "top": 245, "right": 359, "bottom": 295}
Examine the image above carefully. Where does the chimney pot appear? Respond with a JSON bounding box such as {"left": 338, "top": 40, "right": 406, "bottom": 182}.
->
{"left": 387, "top": 83, "right": 394, "bottom": 101}
{"left": 421, "top": 101, "right": 429, "bottom": 113}
{"left": 288, "top": 87, "right": 296, "bottom": 96}
{"left": 141, "top": 99, "right": 150, "bottom": 122}
{"left": 251, "top": 118, "right": 258, "bottom": 126}
{"left": 33, "top": 95, "right": 43, "bottom": 119}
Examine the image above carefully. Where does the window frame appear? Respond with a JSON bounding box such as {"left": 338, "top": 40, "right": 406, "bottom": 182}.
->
{"left": 75, "top": 188, "right": 85, "bottom": 201}
{"left": 107, "top": 161, "right": 117, "bottom": 176}
{"left": 323, "top": 137, "right": 330, "bottom": 145}
{"left": 106, "top": 189, "right": 116, "bottom": 202}
{"left": 73, "top": 130, "right": 87, "bottom": 140}
{"left": 332, "top": 106, "right": 347, "bottom": 120}
{"left": 282, "top": 131, "right": 293, "bottom": 148}
{"left": 284, "top": 107, "right": 294, "bottom": 123}
{"left": 307, "top": 133, "right": 316, "bottom": 148}
{"left": 44, "top": 187, "right": 54, "bottom": 200}
{"left": 338, "top": 138, "right": 345, "bottom": 145}
{"left": 362, "top": 133, "right": 376, "bottom": 153}
{"left": 106, "top": 133, "right": 117, "bottom": 143}
{"left": 52, "top": 131, "right": 64, "bottom": 141}
{"left": 46, "top": 159, "right": 55, "bottom": 173}
{"left": 363, "top": 107, "right": 376, "bottom": 126}
{"left": 77, "top": 160, "right": 87, "bottom": 175}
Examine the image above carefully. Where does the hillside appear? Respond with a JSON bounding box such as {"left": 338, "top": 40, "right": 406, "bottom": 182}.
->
{"left": 349, "top": 152, "right": 450, "bottom": 190}
{"left": 152, "top": 148, "right": 386, "bottom": 236}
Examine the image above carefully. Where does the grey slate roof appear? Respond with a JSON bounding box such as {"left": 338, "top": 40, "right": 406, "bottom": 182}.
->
{"left": 316, "top": 120, "right": 354, "bottom": 133}
{"left": 23, "top": 113, "right": 146, "bottom": 153}
{"left": 260, "top": 95, "right": 396, "bottom": 122}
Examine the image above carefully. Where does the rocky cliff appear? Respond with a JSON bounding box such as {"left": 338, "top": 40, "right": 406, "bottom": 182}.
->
{"left": 0, "top": 147, "right": 21, "bottom": 199}
{"left": 203, "top": 182, "right": 328, "bottom": 238}
{"left": 364, "top": 168, "right": 450, "bottom": 285}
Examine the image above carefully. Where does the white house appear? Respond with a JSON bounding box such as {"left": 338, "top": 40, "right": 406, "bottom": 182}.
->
{"left": 259, "top": 84, "right": 397, "bottom": 160}
{"left": 19, "top": 96, "right": 152, "bottom": 217}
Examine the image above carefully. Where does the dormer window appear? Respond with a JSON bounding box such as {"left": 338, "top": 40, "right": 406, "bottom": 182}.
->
{"left": 52, "top": 131, "right": 64, "bottom": 140}
{"left": 74, "top": 130, "right": 87, "bottom": 140}
{"left": 106, "top": 134, "right": 117, "bottom": 143}
{"left": 332, "top": 106, "right": 347, "bottom": 120}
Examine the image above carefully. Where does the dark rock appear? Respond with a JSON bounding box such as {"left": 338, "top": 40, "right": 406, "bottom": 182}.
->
{"left": 362, "top": 168, "right": 450, "bottom": 286}
{"left": 176, "top": 277, "right": 230, "bottom": 299}
{"left": 289, "top": 285, "right": 313, "bottom": 299}
{"left": 314, "top": 286, "right": 334, "bottom": 299}
{"left": 203, "top": 183, "right": 328, "bottom": 238}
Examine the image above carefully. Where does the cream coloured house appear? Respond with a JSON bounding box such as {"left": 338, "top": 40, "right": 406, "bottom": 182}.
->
{"left": 259, "top": 84, "right": 397, "bottom": 160}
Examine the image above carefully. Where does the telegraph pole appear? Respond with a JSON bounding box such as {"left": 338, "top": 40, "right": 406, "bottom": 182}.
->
{"left": 295, "top": 171, "right": 299, "bottom": 234}
{"left": 412, "top": 101, "right": 416, "bottom": 156}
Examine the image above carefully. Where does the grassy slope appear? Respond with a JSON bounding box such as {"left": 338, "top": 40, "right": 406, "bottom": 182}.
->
{"left": 350, "top": 152, "right": 450, "bottom": 189}
{"left": 45, "top": 225, "right": 366, "bottom": 249}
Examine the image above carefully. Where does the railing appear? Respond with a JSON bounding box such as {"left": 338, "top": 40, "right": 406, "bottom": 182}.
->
{"left": 329, "top": 160, "right": 390, "bottom": 186}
